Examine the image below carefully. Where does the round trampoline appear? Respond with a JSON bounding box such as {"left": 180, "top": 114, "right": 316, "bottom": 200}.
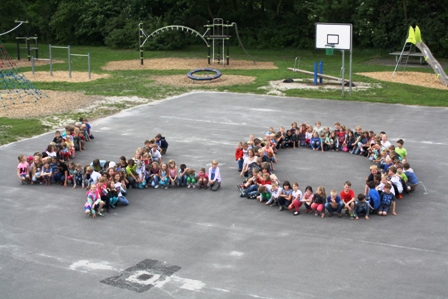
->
{"left": 187, "top": 68, "right": 222, "bottom": 81}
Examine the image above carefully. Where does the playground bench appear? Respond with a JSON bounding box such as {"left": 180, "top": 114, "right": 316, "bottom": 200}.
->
{"left": 389, "top": 51, "right": 425, "bottom": 64}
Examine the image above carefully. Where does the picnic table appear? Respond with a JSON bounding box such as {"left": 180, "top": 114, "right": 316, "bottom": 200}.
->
{"left": 389, "top": 51, "right": 425, "bottom": 64}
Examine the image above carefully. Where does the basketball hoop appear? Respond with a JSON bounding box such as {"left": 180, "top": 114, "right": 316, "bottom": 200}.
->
{"left": 325, "top": 44, "right": 335, "bottom": 56}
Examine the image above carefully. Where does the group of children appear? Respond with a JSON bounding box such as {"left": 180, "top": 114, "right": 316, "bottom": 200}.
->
{"left": 235, "top": 121, "right": 419, "bottom": 219}
{"left": 17, "top": 118, "right": 94, "bottom": 188}
{"left": 82, "top": 152, "right": 222, "bottom": 218}
{"left": 17, "top": 125, "right": 223, "bottom": 219}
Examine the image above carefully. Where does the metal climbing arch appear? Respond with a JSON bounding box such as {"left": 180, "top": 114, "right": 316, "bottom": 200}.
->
{"left": 140, "top": 25, "right": 209, "bottom": 47}
{"left": 138, "top": 20, "right": 255, "bottom": 66}
{"left": 139, "top": 24, "right": 209, "bottom": 65}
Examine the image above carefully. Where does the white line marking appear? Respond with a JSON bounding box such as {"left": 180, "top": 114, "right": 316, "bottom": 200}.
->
{"left": 160, "top": 116, "right": 251, "bottom": 127}
{"left": 69, "top": 260, "right": 115, "bottom": 272}
{"left": 419, "top": 181, "right": 428, "bottom": 194}
{"left": 355, "top": 239, "right": 448, "bottom": 255}
{"left": 250, "top": 108, "right": 281, "bottom": 112}
{"left": 230, "top": 251, "right": 244, "bottom": 257}
{"left": 399, "top": 139, "right": 448, "bottom": 146}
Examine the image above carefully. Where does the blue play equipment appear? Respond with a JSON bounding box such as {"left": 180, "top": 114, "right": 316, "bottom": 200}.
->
{"left": 187, "top": 68, "right": 222, "bottom": 81}
{"left": 288, "top": 58, "right": 351, "bottom": 86}
{"left": 313, "top": 61, "right": 323, "bottom": 85}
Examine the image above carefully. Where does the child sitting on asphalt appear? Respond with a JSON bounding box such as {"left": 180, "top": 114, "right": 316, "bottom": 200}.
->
{"left": 74, "top": 163, "right": 85, "bottom": 189}
{"left": 367, "top": 181, "right": 381, "bottom": 214}
{"left": 154, "top": 133, "right": 169, "bottom": 155}
{"left": 151, "top": 144, "right": 162, "bottom": 163}
{"left": 17, "top": 154, "right": 30, "bottom": 184}
{"left": 186, "top": 168, "right": 197, "bottom": 188}
{"left": 302, "top": 186, "right": 314, "bottom": 213}
{"left": 388, "top": 166, "right": 404, "bottom": 199}
{"left": 354, "top": 194, "right": 370, "bottom": 220}
{"left": 257, "top": 185, "right": 271, "bottom": 203}
{"left": 364, "top": 165, "right": 379, "bottom": 194}
{"left": 197, "top": 167, "right": 209, "bottom": 189}
{"left": 378, "top": 183, "right": 397, "bottom": 216}
{"left": 278, "top": 181, "right": 293, "bottom": 211}
{"left": 266, "top": 182, "right": 281, "bottom": 206}
{"left": 395, "top": 139, "right": 407, "bottom": 160}
{"left": 288, "top": 182, "right": 303, "bottom": 215}
{"left": 235, "top": 142, "right": 244, "bottom": 172}
{"left": 84, "top": 184, "right": 105, "bottom": 218}
{"left": 208, "top": 160, "right": 221, "bottom": 191}
{"left": 311, "top": 186, "right": 326, "bottom": 218}
{"left": 148, "top": 162, "right": 160, "bottom": 188}
{"left": 340, "top": 181, "right": 356, "bottom": 219}
{"left": 325, "top": 189, "right": 344, "bottom": 218}
{"left": 41, "top": 161, "right": 53, "bottom": 185}
{"left": 178, "top": 164, "right": 188, "bottom": 187}
{"left": 158, "top": 162, "right": 169, "bottom": 189}
{"left": 403, "top": 162, "right": 418, "bottom": 192}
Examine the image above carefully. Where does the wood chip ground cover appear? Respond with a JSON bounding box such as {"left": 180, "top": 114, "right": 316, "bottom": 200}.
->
{"left": 22, "top": 71, "right": 110, "bottom": 82}
{"left": 0, "top": 90, "right": 104, "bottom": 118}
{"left": 357, "top": 71, "right": 447, "bottom": 90}
{"left": 150, "top": 74, "right": 256, "bottom": 87}
{"left": 103, "top": 58, "right": 277, "bottom": 70}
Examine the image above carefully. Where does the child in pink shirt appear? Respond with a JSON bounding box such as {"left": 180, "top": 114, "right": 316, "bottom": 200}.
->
{"left": 197, "top": 167, "right": 209, "bottom": 189}
{"left": 17, "top": 154, "right": 30, "bottom": 184}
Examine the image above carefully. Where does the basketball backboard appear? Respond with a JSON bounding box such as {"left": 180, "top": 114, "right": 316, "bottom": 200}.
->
{"left": 315, "top": 23, "right": 352, "bottom": 50}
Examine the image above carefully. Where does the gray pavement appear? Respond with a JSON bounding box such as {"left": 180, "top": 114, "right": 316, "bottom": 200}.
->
{"left": 1, "top": 92, "right": 448, "bottom": 299}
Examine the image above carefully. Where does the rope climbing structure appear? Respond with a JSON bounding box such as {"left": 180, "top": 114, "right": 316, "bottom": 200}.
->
{"left": 0, "top": 42, "right": 46, "bottom": 108}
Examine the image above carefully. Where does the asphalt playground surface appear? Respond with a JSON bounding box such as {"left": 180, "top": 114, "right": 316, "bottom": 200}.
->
{"left": 1, "top": 92, "right": 448, "bottom": 299}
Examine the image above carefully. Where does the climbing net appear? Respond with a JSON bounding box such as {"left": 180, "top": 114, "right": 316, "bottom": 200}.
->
{"left": 0, "top": 41, "right": 46, "bottom": 108}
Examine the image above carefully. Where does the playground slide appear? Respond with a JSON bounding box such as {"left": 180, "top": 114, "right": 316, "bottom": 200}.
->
{"left": 415, "top": 42, "right": 448, "bottom": 86}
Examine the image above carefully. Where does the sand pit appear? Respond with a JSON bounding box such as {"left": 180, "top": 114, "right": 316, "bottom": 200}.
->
{"left": 22, "top": 71, "right": 110, "bottom": 82}
{"left": 357, "top": 71, "right": 447, "bottom": 90}
{"left": 0, "top": 90, "right": 103, "bottom": 118}
{"left": 150, "top": 74, "right": 256, "bottom": 87}
{"left": 103, "top": 58, "right": 277, "bottom": 71}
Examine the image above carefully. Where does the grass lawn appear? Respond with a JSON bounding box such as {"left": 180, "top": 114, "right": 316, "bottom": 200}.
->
{"left": 0, "top": 42, "right": 447, "bottom": 145}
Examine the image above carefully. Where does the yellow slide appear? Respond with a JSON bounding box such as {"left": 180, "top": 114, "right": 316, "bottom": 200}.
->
{"left": 409, "top": 26, "right": 448, "bottom": 87}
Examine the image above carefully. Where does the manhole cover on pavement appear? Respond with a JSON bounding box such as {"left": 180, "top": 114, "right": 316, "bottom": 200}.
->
{"left": 101, "top": 259, "right": 181, "bottom": 293}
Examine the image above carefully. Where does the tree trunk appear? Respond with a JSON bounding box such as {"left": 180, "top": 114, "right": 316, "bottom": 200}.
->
{"left": 402, "top": 0, "right": 408, "bottom": 22}
{"left": 207, "top": 0, "right": 215, "bottom": 19}
{"left": 232, "top": 0, "right": 238, "bottom": 12}
{"left": 276, "top": 0, "right": 282, "bottom": 17}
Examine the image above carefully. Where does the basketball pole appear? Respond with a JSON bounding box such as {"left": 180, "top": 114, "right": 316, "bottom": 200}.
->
{"left": 341, "top": 50, "right": 345, "bottom": 97}
{"left": 349, "top": 49, "right": 353, "bottom": 96}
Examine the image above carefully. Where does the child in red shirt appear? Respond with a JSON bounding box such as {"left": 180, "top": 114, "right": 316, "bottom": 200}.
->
{"left": 340, "top": 181, "right": 356, "bottom": 219}
{"left": 235, "top": 142, "right": 244, "bottom": 172}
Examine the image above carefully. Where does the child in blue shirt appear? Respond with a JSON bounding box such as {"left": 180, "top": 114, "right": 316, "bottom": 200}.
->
{"left": 378, "top": 183, "right": 396, "bottom": 216}
{"left": 310, "top": 131, "right": 321, "bottom": 151}
{"left": 367, "top": 181, "right": 381, "bottom": 213}
{"left": 325, "top": 189, "right": 344, "bottom": 217}
{"left": 403, "top": 162, "right": 418, "bottom": 192}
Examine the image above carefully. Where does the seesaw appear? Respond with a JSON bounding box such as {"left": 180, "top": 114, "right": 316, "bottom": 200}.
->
{"left": 287, "top": 67, "right": 351, "bottom": 84}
